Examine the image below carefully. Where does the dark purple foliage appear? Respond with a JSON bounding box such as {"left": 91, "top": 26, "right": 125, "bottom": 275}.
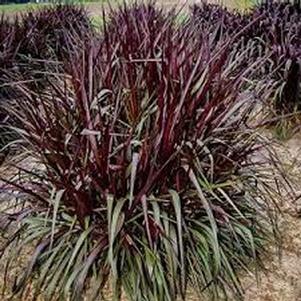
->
{"left": 0, "top": 3, "right": 288, "bottom": 301}
{"left": 191, "top": 0, "right": 301, "bottom": 114}
{"left": 253, "top": 0, "right": 301, "bottom": 112}
{"left": 0, "top": 5, "right": 93, "bottom": 154}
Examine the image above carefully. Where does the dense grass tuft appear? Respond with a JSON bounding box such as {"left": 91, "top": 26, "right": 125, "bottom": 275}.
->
{"left": 0, "top": 4, "right": 93, "bottom": 156}
{"left": 191, "top": 0, "right": 301, "bottom": 118}
{"left": 0, "top": 3, "right": 290, "bottom": 301}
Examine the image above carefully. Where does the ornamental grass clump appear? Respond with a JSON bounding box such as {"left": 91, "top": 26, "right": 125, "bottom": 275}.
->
{"left": 190, "top": 2, "right": 252, "bottom": 43}
{"left": 0, "top": 3, "right": 288, "bottom": 301}
{"left": 191, "top": 1, "right": 301, "bottom": 117}
{"left": 252, "top": 0, "right": 301, "bottom": 115}
{"left": 0, "top": 5, "right": 92, "bottom": 158}
{"left": 0, "top": 4, "right": 92, "bottom": 93}
{"left": 18, "top": 4, "right": 92, "bottom": 62}
{"left": 0, "top": 15, "right": 19, "bottom": 155}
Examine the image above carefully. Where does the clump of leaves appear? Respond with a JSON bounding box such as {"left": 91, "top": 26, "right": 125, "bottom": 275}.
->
{"left": 0, "top": 5, "right": 93, "bottom": 159}
{"left": 18, "top": 4, "right": 92, "bottom": 61}
{"left": 0, "top": 15, "right": 19, "bottom": 156}
{"left": 0, "top": 4, "right": 92, "bottom": 92}
{"left": 190, "top": 2, "right": 252, "bottom": 43}
{"left": 1, "top": 3, "right": 289, "bottom": 301}
{"left": 191, "top": 0, "right": 301, "bottom": 139}
{"left": 253, "top": 0, "right": 301, "bottom": 114}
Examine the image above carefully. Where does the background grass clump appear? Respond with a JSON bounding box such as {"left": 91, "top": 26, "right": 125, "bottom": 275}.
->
{"left": 0, "top": 4, "right": 93, "bottom": 158}
{"left": 0, "top": 2, "right": 291, "bottom": 301}
{"left": 190, "top": 0, "right": 301, "bottom": 139}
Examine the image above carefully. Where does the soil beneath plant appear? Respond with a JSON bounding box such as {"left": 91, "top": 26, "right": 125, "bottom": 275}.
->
{"left": 84, "top": 0, "right": 241, "bottom": 19}
{"left": 241, "top": 134, "right": 301, "bottom": 301}
{"left": 0, "top": 0, "right": 242, "bottom": 20}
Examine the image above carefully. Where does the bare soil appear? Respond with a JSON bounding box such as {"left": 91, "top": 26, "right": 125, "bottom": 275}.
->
{"left": 0, "top": 0, "right": 241, "bottom": 19}
{"left": 84, "top": 0, "right": 240, "bottom": 18}
{"left": 242, "top": 134, "right": 301, "bottom": 301}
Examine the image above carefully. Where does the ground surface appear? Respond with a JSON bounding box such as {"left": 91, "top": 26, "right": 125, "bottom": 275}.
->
{"left": 243, "top": 133, "right": 301, "bottom": 301}
{"left": 0, "top": 0, "right": 252, "bottom": 18}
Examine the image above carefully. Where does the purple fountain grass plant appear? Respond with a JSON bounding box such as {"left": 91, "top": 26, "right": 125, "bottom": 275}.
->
{"left": 0, "top": 4, "right": 93, "bottom": 155}
{"left": 191, "top": 0, "right": 301, "bottom": 116}
{"left": 0, "top": 2, "right": 292, "bottom": 301}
